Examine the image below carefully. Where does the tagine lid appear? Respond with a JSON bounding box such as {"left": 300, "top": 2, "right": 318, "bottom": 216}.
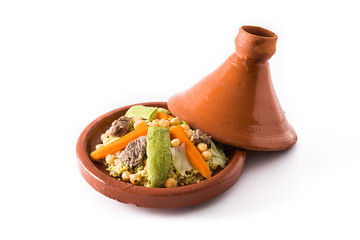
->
{"left": 168, "top": 26, "right": 297, "bottom": 151}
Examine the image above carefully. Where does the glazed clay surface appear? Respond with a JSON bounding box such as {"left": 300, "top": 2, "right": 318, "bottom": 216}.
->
{"left": 168, "top": 26, "right": 297, "bottom": 151}
{"left": 76, "top": 102, "right": 246, "bottom": 208}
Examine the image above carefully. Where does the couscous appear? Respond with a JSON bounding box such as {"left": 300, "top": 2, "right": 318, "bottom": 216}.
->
{"left": 90, "top": 105, "right": 229, "bottom": 188}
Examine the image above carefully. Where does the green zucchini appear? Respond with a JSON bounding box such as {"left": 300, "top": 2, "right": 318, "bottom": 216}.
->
{"left": 146, "top": 126, "right": 171, "bottom": 187}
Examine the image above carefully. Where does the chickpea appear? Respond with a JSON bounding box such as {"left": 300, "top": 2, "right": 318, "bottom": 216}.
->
{"left": 122, "top": 171, "right": 131, "bottom": 182}
{"left": 134, "top": 119, "right": 145, "bottom": 129}
{"left": 164, "top": 178, "right": 177, "bottom": 188}
{"left": 105, "top": 154, "right": 116, "bottom": 165}
{"left": 181, "top": 124, "right": 190, "bottom": 131}
{"left": 114, "top": 159, "right": 122, "bottom": 166}
{"left": 171, "top": 138, "right": 181, "bottom": 148}
{"left": 100, "top": 134, "right": 107, "bottom": 143}
{"left": 130, "top": 174, "right": 141, "bottom": 185}
{"left": 185, "top": 130, "right": 193, "bottom": 139}
{"left": 159, "top": 119, "right": 170, "bottom": 128}
{"left": 170, "top": 117, "right": 180, "bottom": 126}
{"left": 133, "top": 116, "right": 143, "bottom": 122}
{"left": 197, "top": 143, "right": 207, "bottom": 152}
{"left": 201, "top": 150, "right": 212, "bottom": 161}
{"left": 150, "top": 119, "right": 160, "bottom": 127}
{"left": 151, "top": 122, "right": 160, "bottom": 127}
{"left": 95, "top": 144, "right": 103, "bottom": 150}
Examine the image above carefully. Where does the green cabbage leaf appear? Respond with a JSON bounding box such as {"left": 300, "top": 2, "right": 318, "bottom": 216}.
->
{"left": 170, "top": 143, "right": 193, "bottom": 175}
{"left": 210, "top": 141, "right": 228, "bottom": 168}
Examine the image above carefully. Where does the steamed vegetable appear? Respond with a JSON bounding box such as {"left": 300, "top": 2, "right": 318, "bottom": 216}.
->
{"left": 90, "top": 122, "right": 148, "bottom": 160}
{"left": 125, "top": 105, "right": 158, "bottom": 121}
{"left": 169, "top": 125, "right": 211, "bottom": 179}
{"left": 91, "top": 104, "right": 230, "bottom": 188}
{"left": 157, "top": 108, "right": 171, "bottom": 115}
{"left": 170, "top": 143, "right": 193, "bottom": 175}
{"left": 210, "top": 141, "right": 228, "bottom": 168}
{"left": 146, "top": 126, "right": 172, "bottom": 187}
{"left": 157, "top": 112, "right": 172, "bottom": 120}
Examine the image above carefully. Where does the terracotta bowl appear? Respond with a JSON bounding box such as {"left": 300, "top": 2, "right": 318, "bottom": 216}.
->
{"left": 76, "top": 102, "right": 246, "bottom": 208}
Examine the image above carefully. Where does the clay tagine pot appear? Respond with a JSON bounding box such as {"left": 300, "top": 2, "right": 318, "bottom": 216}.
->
{"left": 76, "top": 102, "right": 246, "bottom": 208}
{"left": 168, "top": 26, "right": 297, "bottom": 151}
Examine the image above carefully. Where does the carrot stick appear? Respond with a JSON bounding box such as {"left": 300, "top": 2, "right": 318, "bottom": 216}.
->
{"left": 90, "top": 122, "right": 148, "bottom": 160}
{"left": 170, "top": 125, "right": 211, "bottom": 179}
{"left": 157, "top": 112, "right": 172, "bottom": 120}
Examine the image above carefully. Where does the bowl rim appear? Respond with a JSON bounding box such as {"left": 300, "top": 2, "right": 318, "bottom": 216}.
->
{"left": 76, "top": 102, "right": 246, "bottom": 207}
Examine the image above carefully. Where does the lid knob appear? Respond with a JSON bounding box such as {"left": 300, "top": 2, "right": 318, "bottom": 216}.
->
{"left": 235, "top": 26, "right": 278, "bottom": 62}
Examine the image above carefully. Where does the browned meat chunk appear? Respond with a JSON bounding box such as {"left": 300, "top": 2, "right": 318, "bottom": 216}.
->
{"left": 119, "top": 136, "right": 147, "bottom": 168}
{"left": 108, "top": 116, "right": 131, "bottom": 137}
{"left": 192, "top": 129, "right": 212, "bottom": 146}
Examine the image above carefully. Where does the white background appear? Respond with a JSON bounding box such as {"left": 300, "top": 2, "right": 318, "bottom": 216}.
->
{"left": 1, "top": 1, "right": 359, "bottom": 239}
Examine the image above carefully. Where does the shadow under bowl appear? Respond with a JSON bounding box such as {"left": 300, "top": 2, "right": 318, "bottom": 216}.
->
{"left": 76, "top": 102, "right": 246, "bottom": 208}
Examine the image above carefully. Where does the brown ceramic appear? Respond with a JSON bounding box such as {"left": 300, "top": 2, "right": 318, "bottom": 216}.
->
{"left": 76, "top": 102, "right": 246, "bottom": 208}
{"left": 168, "top": 26, "right": 297, "bottom": 151}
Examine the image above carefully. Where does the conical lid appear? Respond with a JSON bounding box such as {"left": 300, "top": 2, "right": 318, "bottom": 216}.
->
{"left": 168, "top": 26, "right": 297, "bottom": 151}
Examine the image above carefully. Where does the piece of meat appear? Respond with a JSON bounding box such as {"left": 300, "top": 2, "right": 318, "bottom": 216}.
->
{"left": 192, "top": 129, "right": 212, "bottom": 146}
{"left": 118, "top": 136, "right": 147, "bottom": 168}
{"left": 108, "top": 116, "right": 131, "bottom": 137}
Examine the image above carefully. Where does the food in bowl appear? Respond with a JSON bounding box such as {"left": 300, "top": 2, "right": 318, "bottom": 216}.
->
{"left": 90, "top": 105, "right": 230, "bottom": 188}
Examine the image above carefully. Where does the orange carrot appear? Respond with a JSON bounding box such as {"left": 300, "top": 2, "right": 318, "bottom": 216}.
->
{"left": 157, "top": 112, "right": 172, "bottom": 120}
{"left": 90, "top": 122, "right": 148, "bottom": 160}
{"left": 169, "top": 125, "right": 211, "bottom": 179}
